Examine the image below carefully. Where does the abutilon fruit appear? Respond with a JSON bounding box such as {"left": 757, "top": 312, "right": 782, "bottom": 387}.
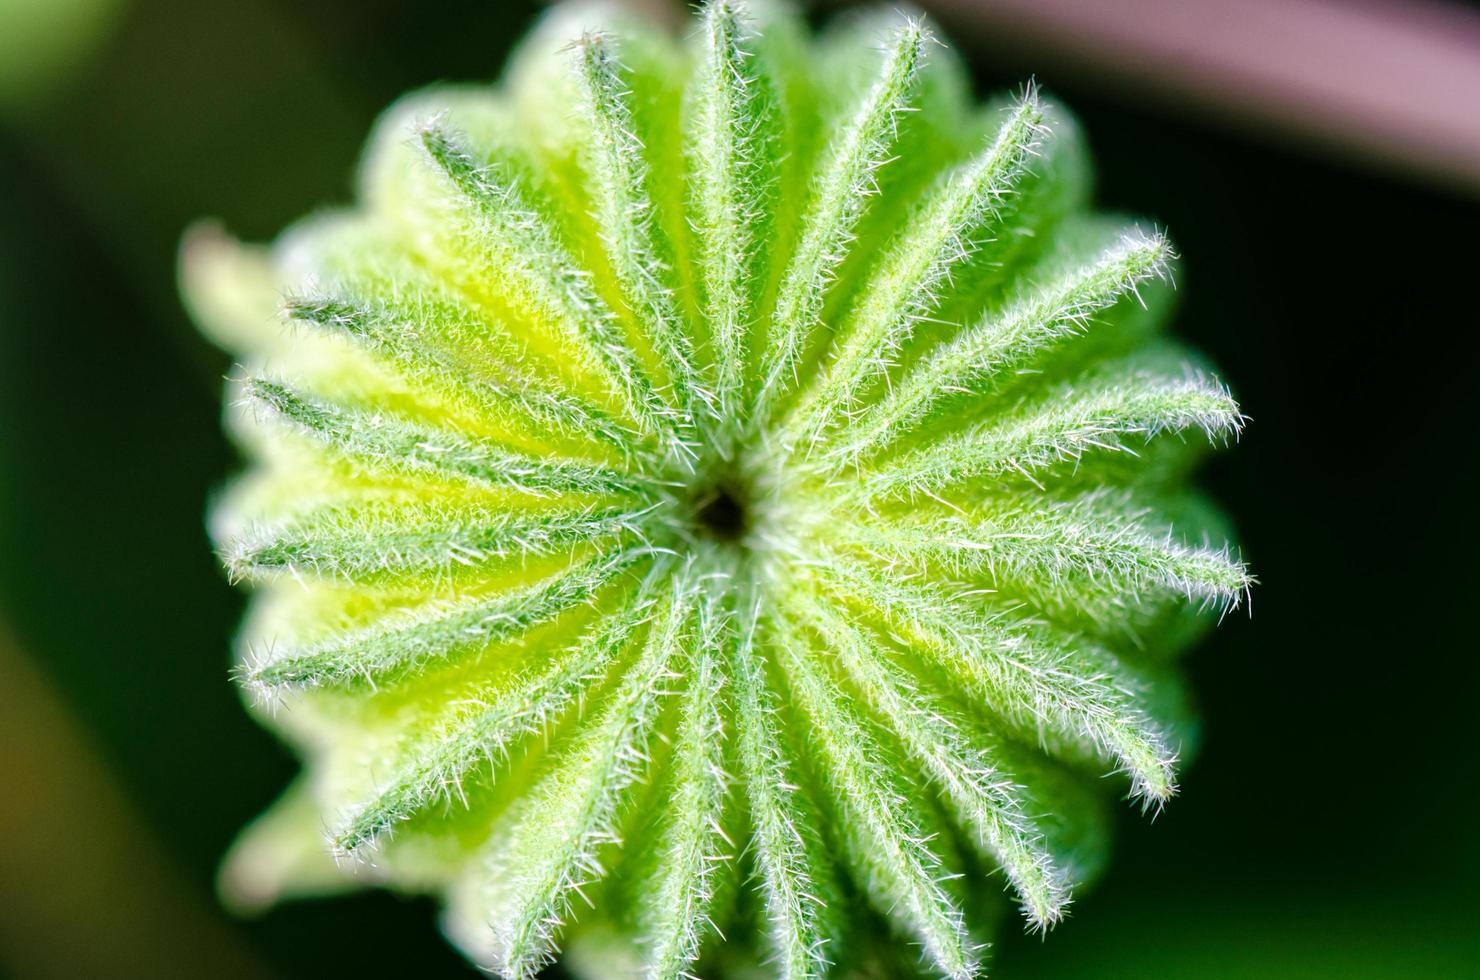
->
{"left": 182, "top": 1, "right": 1250, "bottom": 976}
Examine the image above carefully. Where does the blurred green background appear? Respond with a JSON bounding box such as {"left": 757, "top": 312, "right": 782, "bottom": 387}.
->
{"left": 1, "top": 0, "right": 1477, "bottom": 977}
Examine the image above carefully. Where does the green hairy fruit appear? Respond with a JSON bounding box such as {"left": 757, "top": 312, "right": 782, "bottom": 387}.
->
{"left": 181, "top": 1, "right": 1249, "bottom": 976}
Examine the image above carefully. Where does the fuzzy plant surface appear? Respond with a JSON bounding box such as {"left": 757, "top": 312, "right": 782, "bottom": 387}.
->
{"left": 182, "top": 2, "right": 1249, "bottom": 977}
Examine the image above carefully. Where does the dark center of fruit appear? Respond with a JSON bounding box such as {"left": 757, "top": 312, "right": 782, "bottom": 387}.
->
{"left": 695, "top": 485, "right": 747, "bottom": 541}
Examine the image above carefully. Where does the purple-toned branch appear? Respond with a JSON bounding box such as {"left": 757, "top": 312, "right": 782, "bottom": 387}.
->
{"left": 915, "top": 0, "right": 1480, "bottom": 194}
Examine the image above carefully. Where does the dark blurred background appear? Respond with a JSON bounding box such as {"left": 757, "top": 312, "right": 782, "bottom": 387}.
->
{"left": 1, "top": 0, "right": 1477, "bottom": 977}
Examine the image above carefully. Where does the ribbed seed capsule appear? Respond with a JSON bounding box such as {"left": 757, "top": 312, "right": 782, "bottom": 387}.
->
{"left": 185, "top": 2, "right": 1249, "bottom": 977}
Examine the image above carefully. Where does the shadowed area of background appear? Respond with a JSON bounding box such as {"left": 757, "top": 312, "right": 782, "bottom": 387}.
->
{"left": 0, "top": 0, "right": 1476, "bottom": 976}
